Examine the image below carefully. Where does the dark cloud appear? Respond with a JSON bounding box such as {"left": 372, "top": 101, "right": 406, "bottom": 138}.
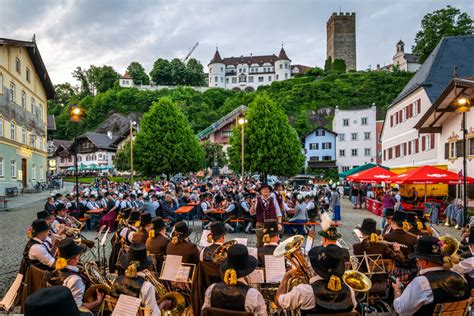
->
{"left": 0, "top": 0, "right": 472, "bottom": 84}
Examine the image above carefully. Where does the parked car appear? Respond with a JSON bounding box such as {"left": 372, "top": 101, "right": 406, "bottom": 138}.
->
{"left": 287, "top": 175, "right": 316, "bottom": 188}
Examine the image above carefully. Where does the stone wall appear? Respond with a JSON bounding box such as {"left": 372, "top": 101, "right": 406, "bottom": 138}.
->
{"left": 326, "top": 12, "right": 356, "bottom": 71}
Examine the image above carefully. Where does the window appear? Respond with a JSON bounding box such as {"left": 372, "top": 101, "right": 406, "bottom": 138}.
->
{"left": 322, "top": 142, "right": 332, "bottom": 149}
{"left": 425, "top": 134, "right": 431, "bottom": 151}
{"left": 285, "top": 73, "right": 288, "bottom": 79}
{"left": 226, "top": 78, "right": 229, "bottom": 84}
{"left": 449, "top": 142, "right": 456, "bottom": 159}
{"left": 316, "top": 130, "right": 326, "bottom": 136}
{"left": 32, "top": 164, "right": 36, "bottom": 180}
{"left": 39, "top": 165, "right": 44, "bottom": 180}
{"left": 258, "top": 77, "right": 264, "bottom": 82}
{"left": 10, "top": 160, "right": 16, "bottom": 178}
{"left": 214, "top": 76, "right": 218, "bottom": 83}
{"left": 322, "top": 155, "right": 332, "bottom": 161}
{"left": 339, "top": 149, "right": 346, "bottom": 157}
{"left": 402, "top": 107, "right": 407, "bottom": 122}
{"left": 232, "top": 77, "right": 237, "bottom": 84}
{"left": 29, "top": 133, "right": 35, "bottom": 147}
{"left": 268, "top": 76, "right": 272, "bottom": 81}
{"left": 351, "top": 149, "right": 358, "bottom": 157}
{"left": 21, "top": 91, "right": 26, "bottom": 109}
{"left": 220, "top": 77, "right": 223, "bottom": 83}
{"left": 0, "top": 73, "right": 3, "bottom": 95}
{"left": 220, "top": 67, "right": 223, "bottom": 73}
{"left": 279, "top": 64, "right": 282, "bottom": 69}
{"left": 364, "top": 148, "right": 371, "bottom": 157}
{"left": 9, "top": 82, "right": 15, "bottom": 102}
{"left": 351, "top": 133, "right": 358, "bottom": 141}
{"left": 0, "top": 157, "right": 3, "bottom": 177}
{"left": 276, "top": 74, "right": 279, "bottom": 80}
{"left": 0, "top": 118, "right": 3, "bottom": 137}
{"left": 364, "top": 132, "right": 371, "bottom": 140}
{"left": 309, "top": 143, "right": 319, "bottom": 150}
{"left": 469, "top": 138, "right": 474, "bottom": 156}
{"left": 15, "top": 58, "right": 21, "bottom": 74}
{"left": 22, "top": 128, "right": 26, "bottom": 143}
{"left": 343, "top": 119, "right": 349, "bottom": 127}
{"left": 361, "top": 117, "right": 368, "bottom": 125}
{"left": 221, "top": 130, "right": 232, "bottom": 137}
{"left": 10, "top": 123, "right": 15, "bottom": 140}
{"left": 26, "top": 67, "right": 31, "bottom": 82}
{"left": 342, "top": 166, "right": 350, "bottom": 172}
{"left": 31, "top": 98, "right": 35, "bottom": 114}
{"left": 248, "top": 76, "right": 254, "bottom": 83}
{"left": 339, "top": 134, "right": 345, "bottom": 141}
{"left": 84, "top": 142, "right": 89, "bottom": 148}
{"left": 239, "top": 76, "right": 246, "bottom": 83}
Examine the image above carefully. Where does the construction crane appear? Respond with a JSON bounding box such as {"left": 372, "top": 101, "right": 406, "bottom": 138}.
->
{"left": 182, "top": 42, "right": 199, "bottom": 63}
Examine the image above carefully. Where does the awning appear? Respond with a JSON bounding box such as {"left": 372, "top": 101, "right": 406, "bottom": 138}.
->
{"left": 347, "top": 166, "right": 396, "bottom": 183}
{"left": 339, "top": 163, "right": 389, "bottom": 179}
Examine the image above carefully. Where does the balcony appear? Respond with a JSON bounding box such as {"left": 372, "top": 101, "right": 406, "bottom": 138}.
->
{"left": 0, "top": 89, "right": 46, "bottom": 135}
{"left": 307, "top": 158, "right": 337, "bottom": 169}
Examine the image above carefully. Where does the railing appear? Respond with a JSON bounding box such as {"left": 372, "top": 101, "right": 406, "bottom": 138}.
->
{"left": 0, "top": 89, "right": 45, "bottom": 135}
{"left": 196, "top": 105, "right": 248, "bottom": 139}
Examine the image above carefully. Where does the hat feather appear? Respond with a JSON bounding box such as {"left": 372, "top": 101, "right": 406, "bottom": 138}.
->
{"left": 321, "top": 212, "right": 331, "bottom": 232}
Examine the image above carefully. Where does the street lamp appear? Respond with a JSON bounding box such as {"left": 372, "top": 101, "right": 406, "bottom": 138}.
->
{"left": 129, "top": 120, "right": 137, "bottom": 186}
{"left": 238, "top": 117, "right": 247, "bottom": 183}
{"left": 70, "top": 105, "right": 85, "bottom": 210}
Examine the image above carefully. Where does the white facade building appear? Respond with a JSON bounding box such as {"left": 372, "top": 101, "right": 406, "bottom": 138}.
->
{"left": 119, "top": 72, "right": 209, "bottom": 92}
{"left": 392, "top": 40, "right": 421, "bottom": 72}
{"left": 208, "top": 47, "right": 292, "bottom": 91}
{"left": 333, "top": 106, "right": 377, "bottom": 172}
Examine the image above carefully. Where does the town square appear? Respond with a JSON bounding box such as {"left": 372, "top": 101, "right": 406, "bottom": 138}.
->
{"left": 0, "top": 1, "right": 474, "bottom": 315}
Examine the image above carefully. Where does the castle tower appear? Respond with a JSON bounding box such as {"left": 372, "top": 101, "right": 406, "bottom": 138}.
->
{"left": 208, "top": 48, "right": 226, "bottom": 88}
{"left": 275, "top": 47, "right": 291, "bottom": 81}
{"left": 326, "top": 12, "right": 356, "bottom": 71}
{"left": 396, "top": 40, "right": 405, "bottom": 54}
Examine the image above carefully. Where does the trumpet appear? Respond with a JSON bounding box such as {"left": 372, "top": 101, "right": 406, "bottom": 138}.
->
{"left": 67, "top": 214, "right": 86, "bottom": 231}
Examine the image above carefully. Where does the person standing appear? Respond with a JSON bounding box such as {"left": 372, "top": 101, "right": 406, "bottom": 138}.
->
{"left": 381, "top": 188, "right": 396, "bottom": 229}
{"left": 329, "top": 185, "right": 341, "bottom": 223}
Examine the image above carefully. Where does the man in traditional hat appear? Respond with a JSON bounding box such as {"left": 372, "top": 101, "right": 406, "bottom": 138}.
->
{"left": 51, "top": 203, "right": 74, "bottom": 234}
{"left": 276, "top": 245, "right": 356, "bottom": 313}
{"left": 393, "top": 236, "right": 470, "bottom": 315}
{"left": 51, "top": 238, "right": 103, "bottom": 310}
{"left": 202, "top": 244, "right": 267, "bottom": 315}
{"left": 240, "top": 193, "right": 256, "bottom": 234}
{"left": 318, "top": 219, "right": 350, "bottom": 263}
{"left": 36, "top": 209, "right": 58, "bottom": 253}
{"left": 111, "top": 243, "right": 170, "bottom": 316}
{"left": 382, "top": 208, "right": 395, "bottom": 235}
{"left": 132, "top": 213, "right": 153, "bottom": 244}
{"left": 120, "top": 210, "right": 140, "bottom": 245}
{"left": 25, "top": 286, "right": 92, "bottom": 316}
{"left": 250, "top": 183, "right": 282, "bottom": 248}
{"left": 23, "top": 219, "right": 56, "bottom": 271}
{"left": 166, "top": 221, "right": 200, "bottom": 265}
{"left": 146, "top": 217, "right": 169, "bottom": 273}
{"left": 257, "top": 219, "right": 279, "bottom": 267}
{"left": 200, "top": 221, "right": 226, "bottom": 262}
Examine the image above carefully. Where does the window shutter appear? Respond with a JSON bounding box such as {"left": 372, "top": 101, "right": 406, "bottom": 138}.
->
{"left": 395, "top": 113, "right": 399, "bottom": 124}
{"left": 415, "top": 139, "right": 419, "bottom": 153}
{"left": 384, "top": 150, "right": 386, "bottom": 161}
{"left": 445, "top": 143, "right": 449, "bottom": 159}
{"left": 389, "top": 148, "right": 393, "bottom": 160}
{"left": 396, "top": 145, "right": 400, "bottom": 158}
{"left": 430, "top": 133, "right": 435, "bottom": 149}
{"left": 408, "top": 141, "right": 412, "bottom": 155}
{"left": 417, "top": 99, "right": 421, "bottom": 114}
{"left": 422, "top": 136, "right": 426, "bottom": 151}
{"left": 390, "top": 115, "right": 393, "bottom": 127}
{"left": 403, "top": 143, "right": 407, "bottom": 155}
{"left": 409, "top": 104, "right": 413, "bottom": 118}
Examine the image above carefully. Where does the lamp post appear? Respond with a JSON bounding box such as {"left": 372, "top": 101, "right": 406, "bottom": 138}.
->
{"left": 129, "top": 120, "right": 137, "bottom": 186}
{"left": 70, "top": 106, "right": 85, "bottom": 210}
{"left": 238, "top": 117, "right": 247, "bottom": 184}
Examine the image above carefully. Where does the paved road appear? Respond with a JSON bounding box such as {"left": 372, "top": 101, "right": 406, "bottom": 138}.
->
{"left": 0, "top": 196, "right": 460, "bottom": 296}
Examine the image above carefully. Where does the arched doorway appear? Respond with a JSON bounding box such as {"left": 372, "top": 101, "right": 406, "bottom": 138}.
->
{"left": 244, "top": 86, "right": 255, "bottom": 92}
{"left": 21, "top": 158, "right": 27, "bottom": 188}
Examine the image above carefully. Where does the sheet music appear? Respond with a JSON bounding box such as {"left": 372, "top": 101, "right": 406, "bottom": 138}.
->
{"left": 112, "top": 294, "right": 141, "bottom": 316}
{"left": 354, "top": 228, "right": 364, "bottom": 241}
{"left": 248, "top": 268, "right": 265, "bottom": 284}
{"left": 199, "top": 229, "right": 212, "bottom": 247}
{"left": 176, "top": 266, "right": 191, "bottom": 282}
{"left": 234, "top": 237, "right": 248, "bottom": 246}
{"left": 100, "top": 227, "right": 110, "bottom": 246}
{"left": 247, "top": 247, "right": 258, "bottom": 259}
{"left": 0, "top": 273, "right": 22, "bottom": 311}
{"left": 264, "top": 255, "right": 285, "bottom": 283}
{"left": 305, "top": 236, "right": 314, "bottom": 255}
{"left": 160, "top": 255, "right": 183, "bottom": 281}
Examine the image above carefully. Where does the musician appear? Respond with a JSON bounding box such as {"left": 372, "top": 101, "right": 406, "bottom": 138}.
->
{"left": 132, "top": 213, "right": 153, "bottom": 244}
{"left": 200, "top": 221, "right": 226, "bottom": 262}
{"left": 257, "top": 219, "right": 279, "bottom": 267}
{"left": 305, "top": 195, "right": 318, "bottom": 220}
{"left": 240, "top": 193, "right": 255, "bottom": 234}
{"left": 166, "top": 221, "right": 200, "bottom": 265}
{"left": 353, "top": 218, "right": 405, "bottom": 263}
{"left": 318, "top": 224, "right": 350, "bottom": 263}
{"left": 44, "top": 196, "right": 56, "bottom": 215}
{"left": 51, "top": 238, "right": 104, "bottom": 310}
{"left": 146, "top": 217, "right": 169, "bottom": 273}
{"left": 202, "top": 244, "right": 267, "bottom": 315}
{"left": 23, "top": 219, "right": 56, "bottom": 271}
{"left": 51, "top": 203, "right": 73, "bottom": 233}
{"left": 405, "top": 212, "right": 423, "bottom": 236}
{"left": 276, "top": 245, "right": 356, "bottom": 313}
{"left": 250, "top": 183, "right": 282, "bottom": 248}
{"left": 273, "top": 182, "right": 289, "bottom": 217}
{"left": 393, "top": 236, "right": 470, "bottom": 315}
{"left": 111, "top": 242, "right": 170, "bottom": 316}
{"left": 382, "top": 208, "right": 394, "bottom": 235}
{"left": 200, "top": 193, "right": 217, "bottom": 228}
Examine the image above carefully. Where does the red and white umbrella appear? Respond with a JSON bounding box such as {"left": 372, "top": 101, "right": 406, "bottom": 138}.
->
{"left": 347, "top": 166, "right": 396, "bottom": 183}
{"left": 388, "top": 165, "right": 474, "bottom": 185}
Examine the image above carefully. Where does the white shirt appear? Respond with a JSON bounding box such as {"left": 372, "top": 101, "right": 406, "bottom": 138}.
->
{"left": 63, "top": 265, "right": 85, "bottom": 307}
{"left": 278, "top": 275, "right": 357, "bottom": 311}
{"left": 306, "top": 201, "right": 315, "bottom": 211}
{"left": 137, "top": 272, "right": 161, "bottom": 316}
{"left": 28, "top": 238, "right": 55, "bottom": 268}
{"left": 393, "top": 266, "right": 444, "bottom": 315}
{"left": 202, "top": 278, "right": 267, "bottom": 316}
{"left": 452, "top": 257, "right": 474, "bottom": 278}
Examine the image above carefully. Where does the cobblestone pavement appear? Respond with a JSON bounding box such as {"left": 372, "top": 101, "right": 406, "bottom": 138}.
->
{"left": 0, "top": 196, "right": 460, "bottom": 297}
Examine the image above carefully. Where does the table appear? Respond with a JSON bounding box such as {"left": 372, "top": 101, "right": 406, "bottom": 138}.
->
{"left": 86, "top": 208, "right": 104, "bottom": 215}
{"left": 365, "top": 199, "right": 382, "bottom": 216}
{"left": 175, "top": 205, "right": 195, "bottom": 225}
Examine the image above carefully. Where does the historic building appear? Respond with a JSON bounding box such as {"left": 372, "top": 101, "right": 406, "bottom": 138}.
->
{"left": 381, "top": 35, "right": 474, "bottom": 169}
{"left": 48, "top": 139, "right": 74, "bottom": 174}
{"left": 207, "top": 47, "right": 291, "bottom": 91}
{"left": 333, "top": 106, "right": 377, "bottom": 172}
{"left": 301, "top": 127, "right": 337, "bottom": 170}
{"left": 379, "top": 40, "right": 421, "bottom": 72}
{"left": 0, "top": 37, "right": 55, "bottom": 193}
{"left": 327, "top": 12, "right": 356, "bottom": 71}
{"left": 70, "top": 132, "right": 119, "bottom": 170}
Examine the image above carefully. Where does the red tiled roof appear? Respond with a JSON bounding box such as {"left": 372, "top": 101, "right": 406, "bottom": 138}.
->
{"left": 221, "top": 54, "right": 278, "bottom": 66}
{"left": 121, "top": 72, "right": 132, "bottom": 79}
{"left": 278, "top": 47, "right": 290, "bottom": 61}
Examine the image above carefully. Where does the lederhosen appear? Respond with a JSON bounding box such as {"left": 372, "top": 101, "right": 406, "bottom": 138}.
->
{"left": 202, "top": 244, "right": 220, "bottom": 262}
{"left": 300, "top": 281, "right": 353, "bottom": 315}
{"left": 110, "top": 275, "right": 145, "bottom": 298}
{"left": 257, "top": 244, "right": 277, "bottom": 267}
{"left": 210, "top": 282, "right": 249, "bottom": 311}
{"left": 414, "top": 270, "right": 470, "bottom": 316}
{"left": 22, "top": 239, "right": 54, "bottom": 272}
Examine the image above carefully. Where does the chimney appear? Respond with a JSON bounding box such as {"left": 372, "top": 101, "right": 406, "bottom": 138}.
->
{"left": 107, "top": 131, "right": 113, "bottom": 139}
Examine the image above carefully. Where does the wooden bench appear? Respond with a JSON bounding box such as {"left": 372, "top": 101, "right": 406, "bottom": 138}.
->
{"left": 0, "top": 196, "right": 9, "bottom": 208}
{"left": 283, "top": 221, "right": 342, "bottom": 227}
{"left": 433, "top": 298, "right": 471, "bottom": 316}
{"left": 230, "top": 219, "right": 246, "bottom": 232}
{"left": 5, "top": 187, "right": 20, "bottom": 197}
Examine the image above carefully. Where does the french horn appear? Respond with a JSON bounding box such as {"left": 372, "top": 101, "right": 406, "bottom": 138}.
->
{"left": 439, "top": 235, "right": 461, "bottom": 263}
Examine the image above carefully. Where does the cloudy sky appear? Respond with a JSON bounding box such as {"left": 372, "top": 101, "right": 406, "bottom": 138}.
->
{"left": 1, "top": 0, "right": 473, "bottom": 85}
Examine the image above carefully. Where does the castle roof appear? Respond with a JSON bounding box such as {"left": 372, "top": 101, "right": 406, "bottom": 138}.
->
{"left": 209, "top": 49, "right": 224, "bottom": 65}
{"left": 278, "top": 47, "right": 290, "bottom": 61}
{"left": 120, "top": 72, "right": 132, "bottom": 79}
{"left": 389, "top": 35, "right": 474, "bottom": 107}
{"left": 221, "top": 54, "right": 278, "bottom": 66}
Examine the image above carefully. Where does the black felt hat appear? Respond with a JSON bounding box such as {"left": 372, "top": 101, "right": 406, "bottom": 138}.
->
{"left": 408, "top": 236, "right": 443, "bottom": 264}
{"left": 25, "top": 286, "right": 88, "bottom": 316}
{"left": 210, "top": 221, "right": 225, "bottom": 240}
{"left": 405, "top": 212, "right": 417, "bottom": 225}
{"left": 172, "top": 221, "right": 192, "bottom": 239}
{"left": 318, "top": 226, "right": 341, "bottom": 240}
{"left": 263, "top": 219, "right": 279, "bottom": 237}
{"left": 220, "top": 244, "right": 258, "bottom": 278}
{"left": 392, "top": 211, "right": 405, "bottom": 223}
{"left": 258, "top": 183, "right": 273, "bottom": 193}
{"left": 140, "top": 213, "right": 152, "bottom": 227}
{"left": 385, "top": 208, "right": 395, "bottom": 218}
{"left": 128, "top": 210, "right": 140, "bottom": 223}
{"left": 119, "top": 242, "right": 152, "bottom": 271}
{"left": 308, "top": 244, "right": 345, "bottom": 279}
{"left": 359, "top": 218, "right": 377, "bottom": 235}
{"left": 37, "top": 210, "right": 52, "bottom": 220}
{"left": 58, "top": 238, "right": 87, "bottom": 260}
{"left": 152, "top": 217, "right": 166, "bottom": 232}
{"left": 32, "top": 219, "right": 49, "bottom": 235}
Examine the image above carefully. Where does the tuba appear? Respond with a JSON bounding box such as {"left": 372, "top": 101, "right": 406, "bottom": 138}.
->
{"left": 439, "top": 235, "right": 461, "bottom": 263}
{"left": 212, "top": 240, "right": 238, "bottom": 263}
{"left": 273, "top": 235, "right": 315, "bottom": 291}
{"left": 342, "top": 270, "right": 372, "bottom": 292}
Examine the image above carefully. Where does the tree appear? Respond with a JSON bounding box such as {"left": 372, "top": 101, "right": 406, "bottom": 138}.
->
{"left": 150, "top": 58, "right": 172, "bottom": 85}
{"left": 126, "top": 61, "right": 150, "bottom": 85}
{"left": 47, "top": 83, "right": 78, "bottom": 117}
{"left": 72, "top": 66, "right": 94, "bottom": 98}
{"left": 114, "top": 142, "right": 131, "bottom": 172}
{"left": 202, "top": 141, "right": 227, "bottom": 173}
{"left": 332, "top": 59, "right": 347, "bottom": 73}
{"left": 169, "top": 58, "right": 187, "bottom": 85}
{"left": 185, "top": 58, "right": 205, "bottom": 86}
{"left": 91, "top": 65, "right": 119, "bottom": 93}
{"left": 413, "top": 6, "right": 473, "bottom": 63}
{"left": 324, "top": 57, "right": 333, "bottom": 72}
{"left": 133, "top": 97, "right": 204, "bottom": 177}
{"left": 228, "top": 94, "right": 305, "bottom": 179}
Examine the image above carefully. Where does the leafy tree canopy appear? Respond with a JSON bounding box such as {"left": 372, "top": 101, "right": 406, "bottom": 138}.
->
{"left": 127, "top": 61, "right": 150, "bottom": 85}
{"left": 202, "top": 141, "right": 227, "bottom": 170}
